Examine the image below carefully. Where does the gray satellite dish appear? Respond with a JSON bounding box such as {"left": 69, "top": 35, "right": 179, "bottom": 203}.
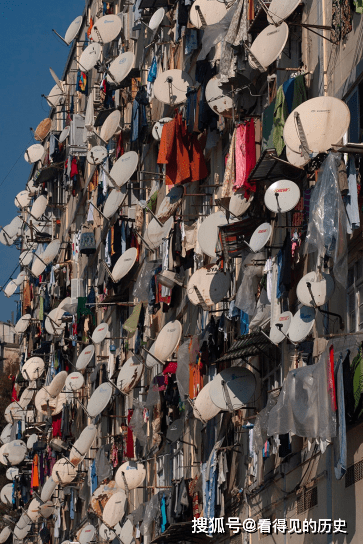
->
{"left": 154, "top": 70, "right": 192, "bottom": 105}
{"left": 205, "top": 76, "right": 233, "bottom": 118}
{"left": 166, "top": 418, "right": 184, "bottom": 444}
{"left": 209, "top": 367, "right": 256, "bottom": 411}
{"left": 267, "top": 0, "right": 301, "bottom": 25}
{"left": 49, "top": 67, "right": 64, "bottom": 91}
{"left": 103, "top": 188, "right": 127, "bottom": 219}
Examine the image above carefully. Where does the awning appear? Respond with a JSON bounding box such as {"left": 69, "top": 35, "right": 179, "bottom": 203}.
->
{"left": 151, "top": 522, "right": 213, "bottom": 543}
{"left": 217, "top": 216, "right": 261, "bottom": 259}
{"left": 215, "top": 331, "right": 275, "bottom": 363}
{"left": 34, "top": 163, "right": 64, "bottom": 186}
{"left": 246, "top": 149, "right": 304, "bottom": 185}
{"left": 94, "top": 108, "right": 116, "bottom": 127}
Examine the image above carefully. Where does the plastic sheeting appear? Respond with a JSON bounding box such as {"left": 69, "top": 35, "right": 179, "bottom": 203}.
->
{"left": 235, "top": 252, "right": 265, "bottom": 315}
{"left": 140, "top": 492, "right": 161, "bottom": 535}
{"left": 267, "top": 349, "right": 336, "bottom": 442}
{"left": 176, "top": 341, "right": 190, "bottom": 400}
{"left": 129, "top": 400, "right": 147, "bottom": 446}
{"left": 305, "top": 153, "right": 348, "bottom": 288}
{"left": 252, "top": 390, "right": 279, "bottom": 453}
{"left": 132, "top": 260, "right": 162, "bottom": 302}
{"left": 198, "top": 2, "right": 238, "bottom": 61}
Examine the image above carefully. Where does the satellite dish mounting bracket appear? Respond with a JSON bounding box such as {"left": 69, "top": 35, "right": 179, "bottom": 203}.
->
{"left": 52, "top": 29, "right": 68, "bottom": 45}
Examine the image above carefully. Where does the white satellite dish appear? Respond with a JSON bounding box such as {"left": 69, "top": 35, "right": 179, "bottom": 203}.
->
{"left": 197, "top": 211, "right": 232, "bottom": 258}
{"left": 149, "top": 7, "right": 165, "bottom": 31}
{"left": 115, "top": 461, "right": 146, "bottom": 490}
{"left": 264, "top": 180, "right": 301, "bottom": 213}
{"left": 288, "top": 306, "right": 315, "bottom": 343}
{"left": 119, "top": 519, "right": 134, "bottom": 544}
{"left": 205, "top": 76, "right": 233, "bottom": 118}
{"left": 31, "top": 255, "right": 47, "bottom": 277}
{"left": 103, "top": 189, "right": 127, "bottom": 219}
{"left": 35, "top": 389, "right": 69, "bottom": 417}
{"left": 91, "top": 14, "right": 122, "bottom": 44}
{"left": 267, "top": 0, "right": 301, "bottom": 24}
{"left": 99, "top": 524, "right": 116, "bottom": 541}
{"left": 76, "top": 345, "right": 95, "bottom": 370}
{"left": 87, "top": 382, "right": 113, "bottom": 417}
{"left": 15, "top": 271, "right": 27, "bottom": 286}
{"left": 102, "top": 491, "right": 127, "bottom": 527}
{"left": 70, "top": 424, "right": 97, "bottom": 465}
{"left": 59, "top": 126, "right": 70, "bottom": 144}
{"left": 284, "top": 96, "right": 350, "bottom": 154}
{"left": 40, "top": 501, "right": 54, "bottom": 518}
{"left": 187, "top": 267, "right": 231, "bottom": 307}
{"left": 1, "top": 424, "right": 12, "bottom": 444}
{"left": 52, "top": 458, "right": 77, "bottom": 484}
{"left": 41, "top": 476, "right": 57, "bottom": 502}
{"left": 79, "top": 43, "right": 102, "bottom": 72}
{"left": 79, "top": 525, "right": 96, "bottom": 544}
{"left": 152, "top": 117, "right": 172, "bottom": 141}
{"left": 27, "top": 497, "right": 42, "bottom": 522}
{"left": 154, "top": 320, "right": 182, "bottom": 362}
{"left": 14, "top": 314, "right": 31, "bottom": 334}
{"left": 90, "top": 481, "right": 117, "bottom": 515}
{"left": 154, "top": 69, "right": 193, "bottom": 105}
{"left": 18, "top": 387, "right": 34, "bottom": 409}
{"left": 296, "top": 271, "right": 335, "bottom": 308}
{"left": 116, "top": 356, "right": 144, "bottom": 394}
{"left": 109, "top": 151, "right": 138, "bottom": 187}
{"left": 15, "top": 190, "right": 31, "bottom": 209}
{"left": 87, "top": 146, "right": 108, "bottom": 165}
{"left": 26, "top": 434, "right": 38, "bottom": 450}
{"left": 92, "top": 322, "right": 109, "bottom": 344}
{"left": 64, "top": 15, "right": 83, "bottom": 44}
{"left": 100, "top": 110, "right": 121, "bottom": 142}
{"left": 6, "top": 216, "right": 23, "bottom": 239}
{"left": 19, "top": 250, "right": 33, "bottom": 267}
{"left": 0, "top": 527, "right": 12, "bottom": 544}
{"left": 31, "top": 195, "right": 47, "bottom": 220}
{"left": 249, "top": 223, "right": 272, "bottom": 252}
{"left": 6, "top": 440, "right": 27, "bottom": 466}
{"left": 49, "top": 67, "right": 63, "bottom": 91}
{"left": 42, "top": 239, "right": 61, "bottom": 264}
{"left": 286, "top": 145, "right": 309, "bottom": 168}
{"left": 146, "top": 217, "right": 173, "bottom": 249}
{"left": 65, "top": 372, "right": 84, "bottom": 392}
{"left": 0, "top": 229, "right": 13, "bottom": 246}
{"left": 156, "top": 186, "right": 184, "bottom": 224}
{"left": 190, "top": 0, "right": 229, "bottom": 28}
{"left": 6, "top": 467, "right": 18, "bottom": 480}
{"left": 248, "top": 23, "right": 289, "bottom": 71}
{"left": 112, "top": 248, "right": 138, "bottom": 282}
{"left": 0, "top": 484, "right": 13, "bottom": 505}
{"left": 45, "top": 307, "right": 66, "bottom": 335}
{"left": 46, "top": 83, "right": 65, "bottom": 108}
{"left": 229, "top": 193, "right": 253, "bottom": 217}
{"left": 145, "top": 342, "right": 158, "bottom": 368}
{"left": 4, "top": 403, "right": 25, "bottom": 424}
{"left": 210, "top": 367, "right": 256, "bottom": 411}
{"left": 4, "top": 281, "right": 17, "bottom": 298}
{"left": 0, "top": 444, "right": 9, "bottom": 465}
{"left": 194, "top": 381, "right": 221, "bottom": 421}
{"left": 22, "top": 357, "right": 45, "bottom": 381}
{"left": 46, "top": 371, "right": 68, "bottom": 397}
{"left": 24, "top": 144, "right": 45, "bottom": 164}
{"left": 107, "top": 52, "right": 134, "bottom": 84}
{"left": 13, "top": 515, "right": 31, "bottom": 540}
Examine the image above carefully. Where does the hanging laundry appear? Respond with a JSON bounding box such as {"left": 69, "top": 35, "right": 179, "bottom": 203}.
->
{"left": 233, "top": 119, "right": 256, "bottom": 197}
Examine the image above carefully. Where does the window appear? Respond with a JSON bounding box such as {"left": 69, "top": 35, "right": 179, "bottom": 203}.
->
{"left": 296, "top": 487, "right": 318, "bottom": 514}
{"left": 347, "top": 259, "right": 363, "bottom": 333}
{"left": 157, "top": 453, "right": 171, "bottom": 488}
{"left": 261, "top": 351, "right": 282, "bottom": 396}
{"left": 172, "top": 442, "right": 184, "bottom": 481}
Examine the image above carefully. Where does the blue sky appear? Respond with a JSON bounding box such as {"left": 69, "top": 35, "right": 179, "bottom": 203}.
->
{"left": 0, "top": 0, "right": 84, "bottom": 323}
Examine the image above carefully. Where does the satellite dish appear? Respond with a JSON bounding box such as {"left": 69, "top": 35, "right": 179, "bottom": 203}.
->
{"left": 1, "top": 424, "right": 12, "bottom": 444}
{"left": 99, "top": 524, "right": 116, "bottom": 542}
{"left": 4, "top": 281, "right": 18, "bottom": 298}
{"left": 190, "top": 0, "right": 229, "bottom": 28}
{"left": 146, "top": 217, "right": 173, "bottom": 249}
{"left": 193, "top": 381, "right": 221, "bottom": 421}
{"left": 109, "top": 151, "right": 138, "bottom": 187}
{"left": 286, "top": 145, "right": 309, "bottom": 167}
{"left": 288, "top": 306, "right": 315, "bottom": 343}
{"left": 46, "top": 83, "right": 65, "bottom": 108}
{"left": 59, "top": 126, "right": 70, "bottom": 143}
{"left": 65, "top": 372, "right": 84, "bottom": 392}
{"left": 102, "top": 490, "right": 127, "bottom": 527}
{"left": 52, "top": 458, "right": 77, "bottom": 484}
{"left": 91, "top": 14, "right": 122, "bottom": 44}
{"left": 205, "top": 76, "right": 233, "bottom": 118}
{"left": 40, "top": 476, "right": 57, "bottom": 502}
{"left": 69, "top": 424, "right": 97, "bottom": 465}
{"left": 15, "top": 190, "right": 31, "bottom": 209}
{"left": 4, "top": 403, "right": 25, "bottom": 424}
{"left": 264, "top": 180, "right": 301, "bottom": 213}
{"left": 249, "top": 223, "right": 272, "bottom": 252}
{"left": 112, "top": 248, "right": 138, "bottom": 282}
{"left": 116, "top": 356, "right": 143, "bottom": 394}
{"left": 0, "top": 484, "right": 13, "bottom": 505}
{"left": 115, "top": 462, "right": 146, "bottom": 490}
{"left": 6, "top": 467, "right": 18, "bottom": 480}
{"left": 18, "top": 387, "right": 34, "bottom": 409}
{"left": 26, "top": 434, "right": 38, "bottom": 450}
{"left": 6, "top": 440, "right": 27, "bottom": 466}
{"left": 76, "top": 345, "right": 95, "bottom": 370}
{"left": 49, "top": 67, "right": 63, "bottom": 91}
{"left": 31, "top": 195, "right": 47, "bottom": 220}
{"left": 267, "top": 0, "right": 301, "bottom": 24}
{"left": 149, "top": 7, "right": 165, "bottom": 30}
{"left": 79, "top": 43, "right": 102, "bottom": 72}
{"left": 187, "top": 267, "right": 231, "bottom": 307}
{"left": 14, "top": 314, "right": 31, "bottom": 334}
{"left": 145, "top": 342, "right": 158, "bottom": 368}
{"left": 45, "top": 307, "right": 66, "bottom": 335}
{"left": 119, "top": 519, "right": 134, "bottom": 544}
{"left": 100, "top": 110, "right": 121, "bottom": 142}
{"left": 87, "top": 146, "right": 108, "bottom": 165}
{"left": 154, "top": 69, "right": 193, "bottom": 105}
{"left": 15, "top": 271, "right": 27, "bottom": 286}
{"left": 152, "top": 117, "right": 173, "bottom": 141}
{"left": 104, "top": 188, "right": 127, "bottom": 219}
{"left": 248, "top": 23, "right": 289, "bottom": 71}
{"left": 296, "top": 271, "right": 335, "bottom": 307}
{"left": 42, "top": 239, "right": 61, "bottom": 264}
{"left": 154, "top": 320, "right": 182, "bottom": 362}
{"left": 46, "top": 371, "right": 68, "bottom": 397}
{"left": 79, "top": 525, "right": 96, "bottom": 544}
{"left": 27, "top": 497, "right": 42, "bottom": 522}
{"left": 156, "top": 186, "right": 184, "bottom": 224}
{"left": 87, "top": 382, "right": 113, "bottom": 417}
{"left": 22, "top": 357, "right": 45, "bottom": 381}
{"left": 0, "top": 444, "right": 9, "bottom": 465}
{"left": 107, "top": 52, "right": 135, "bottom": 84}
{"left": 166, "top": 418, "right": 184, "bottom": 444}
{"left": 229, "top": 192, "right": 253, "bottom": 217}
{"left": 284, "top": 96, "right": 350, "bottom": 154}
{"left": 0, "top": 527, "right": 11, "bottom": 544}
{"left": 19, "top": 250, "right": 33, "bottom": 267}
{"left": 198, "top": 211, "right": 233, "bottom": 258}
{"left": 90, "top": 481, "right": 117, "bottom": 515}
{"left": 24, "top": 144, "right": 44, "bottom": 164}
{"left": 64, "top": 15, "right": 83, "bottom": 44}
{"left": 13, "top": 515, "right": 31, "bottom": 540}
{"left": 35, "top": 389, "right": 69, "bottom": 417}
{"left": 92, "top": 322, "right": 109, "bottom": 344}
{"left": 40, "top": 501, "right": 54, "bottom": 518}
{"left": 34, "top": 118, "right": 52, "bottom": 141}
{"left": 209, "top": 367, "right": 256, "bottom": 410}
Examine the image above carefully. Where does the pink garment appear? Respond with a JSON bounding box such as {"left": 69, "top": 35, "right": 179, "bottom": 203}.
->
{"left": 234, "top": 120, "right": 256, "bottom": 198}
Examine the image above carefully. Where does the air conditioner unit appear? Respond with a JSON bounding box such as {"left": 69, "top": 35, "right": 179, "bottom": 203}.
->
{"left": 71, "top": 278, "right": 84, "bottom": 304}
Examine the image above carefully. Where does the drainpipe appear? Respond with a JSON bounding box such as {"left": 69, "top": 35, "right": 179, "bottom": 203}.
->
{"left": 322, "top": 0, "right": 328, "bottom": 95}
